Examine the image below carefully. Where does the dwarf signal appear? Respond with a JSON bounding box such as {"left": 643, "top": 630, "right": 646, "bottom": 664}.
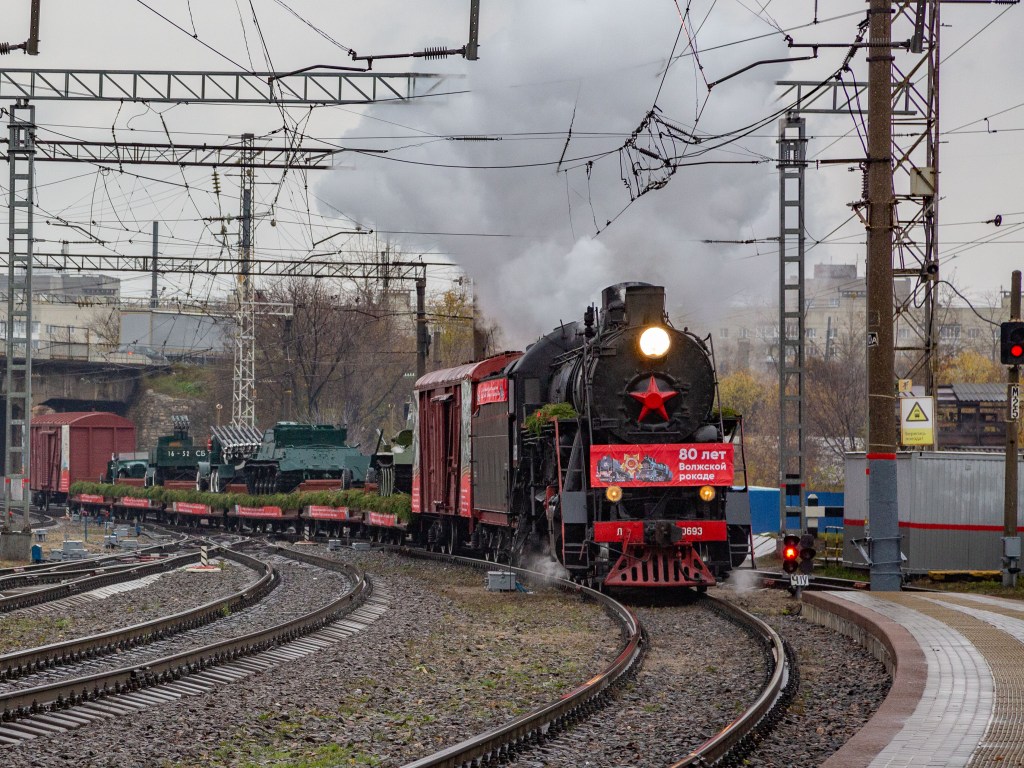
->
{"left": 782, "top": 534, "right": 800, "bottom": 574}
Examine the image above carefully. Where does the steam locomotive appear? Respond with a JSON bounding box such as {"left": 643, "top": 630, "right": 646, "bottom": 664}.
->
{"left": 404, "top": 282, "right": 751, "bottom": 589}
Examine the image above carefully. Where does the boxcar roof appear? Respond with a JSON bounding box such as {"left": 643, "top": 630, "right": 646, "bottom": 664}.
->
{"left": 30, "top": 412, "right": 135, "bottom": 428}
{"left": 414, "top": 352, "right": 522, "bottom": 391}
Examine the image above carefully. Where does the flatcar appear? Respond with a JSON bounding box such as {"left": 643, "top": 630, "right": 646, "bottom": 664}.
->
{"left": 386, "top": 282, "right": 751, "bottom": 589}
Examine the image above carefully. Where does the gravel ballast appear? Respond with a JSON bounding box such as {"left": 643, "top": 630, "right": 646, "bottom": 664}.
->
{"left": 2, "top": 549, "right": 892, "bottom": 768}
{"left": 0, "top": 559, "right": 257, "bottom": 654}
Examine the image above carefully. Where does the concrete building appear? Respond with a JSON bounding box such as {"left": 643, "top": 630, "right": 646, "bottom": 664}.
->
{"left": 0, "top": 273, "right": 232, "bottom": 364}
{"left": 710, "top": 263, "right": 1007, "bottom": 375}
{"left": 0, "top": 273, "right": 121, "bottom": 361}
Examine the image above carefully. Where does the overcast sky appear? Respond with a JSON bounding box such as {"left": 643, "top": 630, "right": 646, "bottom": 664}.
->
{"left": 1, "top": 1, "right": 1021, "bottom": 345}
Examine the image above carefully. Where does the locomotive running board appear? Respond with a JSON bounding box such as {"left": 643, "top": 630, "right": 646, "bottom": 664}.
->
{"left": 604, "top": 543, "right": 717, "bottom": 588}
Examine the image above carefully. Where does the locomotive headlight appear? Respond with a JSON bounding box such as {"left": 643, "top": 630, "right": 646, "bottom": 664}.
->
{"left": 698, "top": 485, "right": 716, "bottom": 502}
{"left": 639, "top": 326, "right": 671, "bottom": 358}
{"left": 605, "top": 485, "right": 623, "bottom": 503}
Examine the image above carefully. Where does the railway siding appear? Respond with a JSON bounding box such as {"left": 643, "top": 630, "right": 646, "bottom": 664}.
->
{"left": 0, "top": 559, "right": 256, "bottom": 654}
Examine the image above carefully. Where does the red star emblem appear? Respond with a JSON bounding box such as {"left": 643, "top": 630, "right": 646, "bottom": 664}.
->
{"left": 629, "top": 376, "right": 677, "bottom": 422}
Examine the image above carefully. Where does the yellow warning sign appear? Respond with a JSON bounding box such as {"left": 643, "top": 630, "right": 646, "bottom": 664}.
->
{"left": 905, "top": 402, "right": 929, "bottom": 422}
{"left": 900, "top": 397, "right": 934, "bottom": 446}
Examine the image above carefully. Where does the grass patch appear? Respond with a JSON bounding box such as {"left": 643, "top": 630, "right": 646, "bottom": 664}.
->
{"left": 145, "top": 365, "right": 207, "bottom": 398}
{"left": 813, "top": 563, "right": 870, "bottom": 581}
{"left": 0, "top": 615, "right": 78, "bottom": 654}
{"left": 215, "top": 742, "right": 380, "bottom": 768}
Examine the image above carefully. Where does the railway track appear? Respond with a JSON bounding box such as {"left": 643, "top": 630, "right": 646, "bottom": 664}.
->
{"left": 0, "top": 535, "right": 184, "bottom": 580}
{"left": 12, "top": 514, "right": 802, "bottom": 763}
{"left": 0, "top": 547, "right": 384, "bottom": 743}
{"left": 0, "top": 546, "right": 204, "bottom": 614}
{"left": 383, "top": 548, "right": 795, "bottom": 768}
{"left": 0, "top": 547, "right": 274, "bottom": 686}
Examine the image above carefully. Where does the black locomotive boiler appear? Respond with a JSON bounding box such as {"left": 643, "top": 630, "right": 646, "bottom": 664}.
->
{"left": 404, "top": 282, "right": 751, "bottom": 589}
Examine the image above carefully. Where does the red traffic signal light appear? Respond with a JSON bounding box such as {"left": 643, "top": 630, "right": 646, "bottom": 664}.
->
{"left": 782, "top": 534, "right": 800, "bottom": 574}
{"left": 1001, "top": 322, "right": 1024, "bottom": 365}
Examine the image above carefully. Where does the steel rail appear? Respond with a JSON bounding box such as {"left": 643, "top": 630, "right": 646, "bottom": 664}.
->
{"left": 0, "top": 560, "right": 149, "bottom": 590}
{"left": 0, "top": 536, "right": 186, "bottom": 579}
{"left": 0, "top": 561, "right": 178, "bottom": 593}
{"left": 0, "top": 547, "right": 277, "bottom": 680}
{"left": 666, "top": 596, "right": 794, "bottom": 767}
{"left": 392, "top": 547, "right": 795, "bottom": 768}
{"left": 393, "top": 549, "right": 645, "bottom": 768}
{"left": 0, "top": 548, "right": 369, "bottom": 721}
{"left": 0, "top": 550, "right": 213, "bottom": 614}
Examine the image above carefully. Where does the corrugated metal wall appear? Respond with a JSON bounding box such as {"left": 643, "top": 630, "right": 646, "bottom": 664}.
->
{"left": 844, "top": 452, "right": 1024, "bottom": 572}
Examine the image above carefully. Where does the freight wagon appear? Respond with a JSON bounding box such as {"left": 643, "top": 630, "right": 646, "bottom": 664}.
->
{"left": 30, "top": 412, "right": 137, "bottom": 508}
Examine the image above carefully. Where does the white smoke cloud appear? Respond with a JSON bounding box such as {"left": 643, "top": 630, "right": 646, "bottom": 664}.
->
{"left": 318, "top": 0, "right": 797, "bottom": 344}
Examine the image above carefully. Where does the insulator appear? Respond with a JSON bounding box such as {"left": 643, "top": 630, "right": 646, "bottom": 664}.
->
{"left": 212, "top": 169, "right": 221, "bottom": 196}
{"left": 423, "top": 46, "right": 449, "bottom": 60}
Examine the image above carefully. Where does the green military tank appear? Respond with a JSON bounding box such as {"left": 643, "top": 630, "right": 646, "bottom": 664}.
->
{"left": 146, "top": 415, "right": 209, "bottom": 486}
{"left": 243, "top": 422, "right": 370, "bottom": 495}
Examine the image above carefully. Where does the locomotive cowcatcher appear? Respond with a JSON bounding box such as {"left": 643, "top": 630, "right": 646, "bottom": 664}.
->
{"left": 409, "top": 282, "right": 751, "bottom": 589}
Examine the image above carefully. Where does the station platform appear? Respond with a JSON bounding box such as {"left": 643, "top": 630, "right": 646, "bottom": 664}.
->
{"left": 804, "top": 589, "right": 1024, "bottom": 768}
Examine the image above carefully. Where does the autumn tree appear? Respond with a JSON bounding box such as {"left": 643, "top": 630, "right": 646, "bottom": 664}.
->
{"left": 428, "top": 286, "right": 475, "bottom": 367}
{"left": 254, "top": 276, "right": 415, "bottom": 445}
{"left": 717, "top": 369, "right": 778, "bottom": 488}
{"left": 427, "top": 285, "right": 504, "bottom": 368}
{"left": 937, "top": 349, "right": 1004, "bottom": 384}
{"left": 85, "top": 308, "right": 121, "bottom": 351}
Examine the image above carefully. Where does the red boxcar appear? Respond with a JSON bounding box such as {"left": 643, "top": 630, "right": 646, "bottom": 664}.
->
{"left": 30, "top": 412, "right": 136, "bottom": 506}
{"left": 411, "top": 354, "right": 522, "bottom": 549}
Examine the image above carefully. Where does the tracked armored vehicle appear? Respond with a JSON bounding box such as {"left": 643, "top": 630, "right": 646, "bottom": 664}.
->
{"left": 243, "top": 422, "right": 370, "bottom": 495}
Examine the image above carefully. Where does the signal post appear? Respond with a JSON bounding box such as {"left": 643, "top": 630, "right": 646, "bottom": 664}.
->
{"left": 1002, "top": 270, "right": 1022, "bottom": 587}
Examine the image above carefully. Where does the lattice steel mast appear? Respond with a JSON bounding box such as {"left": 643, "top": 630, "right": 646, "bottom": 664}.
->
{"left": 4, "top": 102, "right": 34, "bottom": 526}
{"left": 232, "top": 134, "right": 257, "bottom": 429}
{"left": 777, "top": 115, "right": 807, "bottom": 534}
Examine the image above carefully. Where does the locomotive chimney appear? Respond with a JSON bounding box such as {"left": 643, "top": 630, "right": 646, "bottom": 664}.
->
{"left": 623, "top": 285, "right": 666, "bottom": 327}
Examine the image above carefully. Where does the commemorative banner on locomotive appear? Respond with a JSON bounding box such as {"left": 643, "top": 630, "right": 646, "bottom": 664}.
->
{"left": 475, "top": 377, "right": 509, "bottom": 405}
{"left": 590, "top": 443, "right": 734, "bottom": 487}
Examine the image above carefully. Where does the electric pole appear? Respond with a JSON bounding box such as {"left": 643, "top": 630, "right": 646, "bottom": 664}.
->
{"left": 3, "top": 101, "right": 34, "bottom": 528}
{"left": 150, "top": 221, "right": 158, "bottom": 308}
{"left": 866, "top": 0, "right": 901, "bottom": 592}
{"left": 416, "top": 278, "right": 428, "bottom": 379}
